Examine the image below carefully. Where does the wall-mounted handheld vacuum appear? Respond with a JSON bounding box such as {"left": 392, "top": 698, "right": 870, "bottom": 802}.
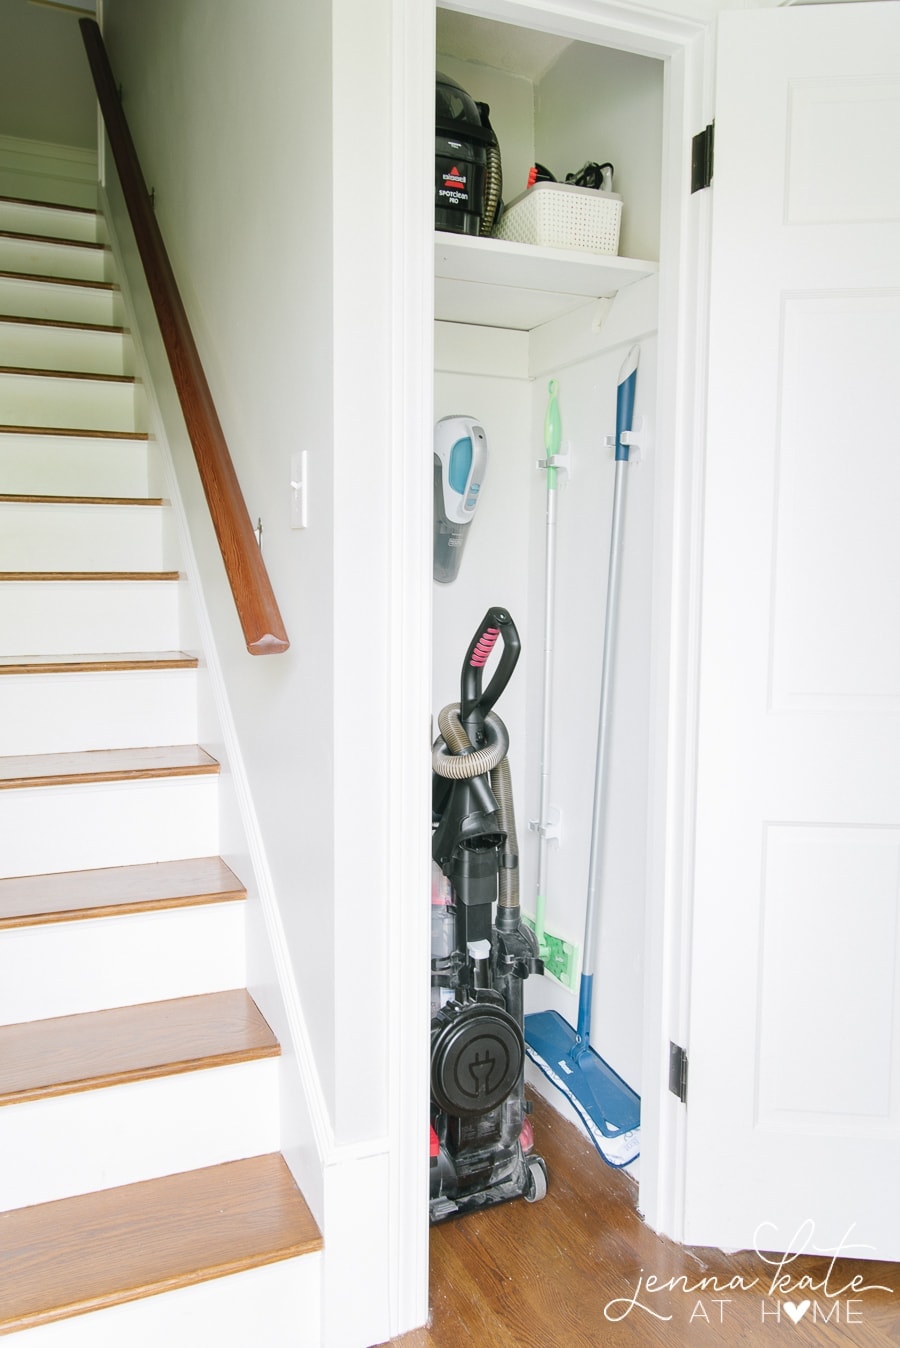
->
{"left": 433, "top": 415, "right": 488, "bottom": 584}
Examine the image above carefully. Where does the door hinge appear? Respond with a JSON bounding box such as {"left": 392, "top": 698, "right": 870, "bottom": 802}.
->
{"left": 669, "top": 1041, "right": 689, "bottom": 1104}
{"left": 691, "top": 122, "right": 714, "bottom": 193}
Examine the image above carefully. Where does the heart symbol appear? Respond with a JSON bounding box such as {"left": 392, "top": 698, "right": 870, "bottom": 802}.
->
{"left": 784, "top": 1300, "right": 811, "bottom": 1324}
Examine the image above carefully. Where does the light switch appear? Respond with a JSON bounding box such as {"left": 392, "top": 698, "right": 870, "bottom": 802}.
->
{"left": 290, "top": 450, "right": 308, "bottom": 529}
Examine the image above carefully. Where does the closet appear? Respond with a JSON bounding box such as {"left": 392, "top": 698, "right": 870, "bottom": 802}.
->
{"left": 432, "top": 7, "right": 666, "bottom": 1119}
{"left": 424, "top": 0, "right": 900, "bottom": 1263}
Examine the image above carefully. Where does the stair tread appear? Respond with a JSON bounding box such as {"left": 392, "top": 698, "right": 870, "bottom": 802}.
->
{"left": 0, "top": 989, "right": 278, "bottom": 1105}
{"left": 0, "top": 857, "right": 245, "bottom": 929}
{"left": 0, "top": 313, "right": 124, "bottom": 334}
{"left": 0, "top": 364, "right": 135, "bottom": 384}
{"left": 0, "top": 570, "right": 179, "bottom": 581}
{"left": 0, "top": 744, "right": 219, "bottom": 790}
{"left": 0, "top": 228, "right": 107, "bottom": 253}
{"left": 0, "top": 268, "right": 116, "bottom": 291}
{"left": 0, "top": 493, "right": 163, "bottom": 505}
{"left": 0, "top": 1152, "right": 321, "bottom": 1334}
{"left": 0, "top": 424, "right": 148, "bottom": 440}
{"left": 0, "top": 194, "right": 99, "bottom": 217}
{"left": 0, "top": 651, "right": 197, "bottom": 674}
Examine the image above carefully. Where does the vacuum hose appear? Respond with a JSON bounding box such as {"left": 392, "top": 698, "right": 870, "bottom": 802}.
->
{"left": 432, "top": 704, "right": 519, "bottom": 909}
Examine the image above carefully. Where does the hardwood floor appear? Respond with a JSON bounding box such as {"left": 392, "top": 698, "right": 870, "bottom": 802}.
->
{"left": 389, "top": 1092, "right": 898, "bottom": 1346}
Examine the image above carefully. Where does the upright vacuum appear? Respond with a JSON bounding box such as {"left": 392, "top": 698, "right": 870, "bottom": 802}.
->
{"left": 429, "top": 607, "right": 547, "bottom": 1222}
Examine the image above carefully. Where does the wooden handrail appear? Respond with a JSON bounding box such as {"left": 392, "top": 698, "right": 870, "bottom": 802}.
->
{"left": 79, "top": 19, "right": 289, "bottom": 656}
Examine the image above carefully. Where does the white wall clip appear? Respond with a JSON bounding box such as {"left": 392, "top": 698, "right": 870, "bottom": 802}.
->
{"left": 603, "top": 416, "right": 647, "bottom": 464}
{"left": 536, "top": 442, "right": 573, "bottom": 480}
{"left": 529, "top": 806, "right": 561, "bottom": 844}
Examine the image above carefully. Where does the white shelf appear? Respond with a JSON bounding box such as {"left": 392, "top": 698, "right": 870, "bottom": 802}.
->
{"left": 434, "top": 231, "right": 657, "bottom": 332}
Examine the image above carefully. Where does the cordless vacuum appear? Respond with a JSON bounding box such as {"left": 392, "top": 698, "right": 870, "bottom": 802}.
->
{"left": 430, "top": 607, "right": 547, "bottom": 1221}
{"left": 433, "top": 416, "right": 488, "bottom": 584}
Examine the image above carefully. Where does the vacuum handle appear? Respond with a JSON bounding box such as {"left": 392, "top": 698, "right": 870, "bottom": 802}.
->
{"left": 460, "top": 607, "right": 520, "bottom": 743}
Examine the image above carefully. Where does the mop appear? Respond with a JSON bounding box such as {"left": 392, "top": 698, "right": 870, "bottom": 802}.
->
{"left": 524, "top": 347, "right": 642, "bottom": 1168}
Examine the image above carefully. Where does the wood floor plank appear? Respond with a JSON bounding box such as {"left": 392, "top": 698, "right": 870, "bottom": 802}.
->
{"left": 0, "top": 989, "right": 278, "bottom": 1105}
{"left": 0, "top": 651, "right": 197, "bottom": 675}
{"left": 0, "top": 744, "right": 218, "bottom": 790}
{"left": 384, "top": 1092, "right": 900, "bottom": 1347}
{"left": 0, "top": 1153, "right": 321, "bottom": 1334}
{"left": 0, "top": 857, "right": 245, "bottom": 929}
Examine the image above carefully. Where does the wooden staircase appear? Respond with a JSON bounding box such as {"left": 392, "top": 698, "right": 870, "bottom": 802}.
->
{"left": 0, "top": 196, "right": 322, "bottom": 1344}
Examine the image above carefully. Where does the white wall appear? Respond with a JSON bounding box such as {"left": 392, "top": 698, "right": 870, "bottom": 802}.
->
{"left": 0, "top": 0, "right": 96, "bottom": 148}
{"left": 100, "top": 0, "right": 382, "bottom": 1151}
{"left": 536, "top": 41, "right": 664, "bottom": 262}
{"left": 86, "top": 1, "right": 434, "bottom": 1336}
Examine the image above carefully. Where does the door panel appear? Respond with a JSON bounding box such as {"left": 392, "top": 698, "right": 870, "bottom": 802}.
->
{"left": 686, "top": 2, "right": 900, "bottom": 1257}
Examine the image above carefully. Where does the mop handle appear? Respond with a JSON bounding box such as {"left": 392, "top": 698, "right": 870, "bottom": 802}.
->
{"left": 581, "top": 347, "right": 639, "bottom": 987}
{"left": 536, "top": 381, "right": 561, "bottom": 946}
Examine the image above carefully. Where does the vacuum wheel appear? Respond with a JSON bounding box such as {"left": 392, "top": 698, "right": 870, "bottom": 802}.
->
{"left": 524, "top": 1154, "right": 548, "bottom": 1203}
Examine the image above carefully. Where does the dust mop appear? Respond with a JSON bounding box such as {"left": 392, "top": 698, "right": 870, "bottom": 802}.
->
{"left": 524, "top": 347, "right": 642, "bottom": 1168}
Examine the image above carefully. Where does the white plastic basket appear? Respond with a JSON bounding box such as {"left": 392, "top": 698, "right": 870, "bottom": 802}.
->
{"left": 494, "top": 181, "right": 622, "bottom": 255}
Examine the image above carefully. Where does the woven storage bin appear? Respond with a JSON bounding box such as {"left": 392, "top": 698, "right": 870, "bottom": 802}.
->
{"left": 494, "top": 182, "right": 622, "bottom": 255}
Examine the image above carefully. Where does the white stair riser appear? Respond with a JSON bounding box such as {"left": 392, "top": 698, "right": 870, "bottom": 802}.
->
{"left": 0, "top": 371, "right": 139, "bottom": 433}
{"left": 0, "top": 235, "right": 110, "bottom": 284}
{"left": 0, "top": 902, "right": 245, "bottom": 1022}
{"left": 0, "top": 274, "right": 119, "bottom": 327}
{"left": 0, "top": 433, "right": 152, "bottom": 496}
{"left": 7, "top": 1255, "right": 322, "bottom": 1348}
{"left": 0, "top": 503, "right": 167, "bottom": 572}
{"left": 0, "top": 669, "right": 197, "bottom": 755}
{"left": 0, "top": 776, "right": 219, "bottom": 876}
{"left": 0, "top": 1058, "right": 278, "bottom": 1211}
{"left": 0, "top": 201, "right": 103, "bottom": 245}
{"left": 0, "top": 579, "right": 181, "bottom": 653}
{"left": 0, "top": 320, "right": 127, "bottom": 376}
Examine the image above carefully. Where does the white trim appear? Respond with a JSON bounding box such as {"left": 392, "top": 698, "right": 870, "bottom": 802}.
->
{"left": 391, "top": 2, "right": 714, "bottom": 1283}
{"left": 0, "top": 134, "right": 97, "bottom": 207}
{"left": 0, "top": 132, "right": 96, "bottom": 171}
{"left": 384, "top": 0, "right": 436, "bottom": 1336}
{"left": 636, "top": 21, "right": 714, "bottom": 1243}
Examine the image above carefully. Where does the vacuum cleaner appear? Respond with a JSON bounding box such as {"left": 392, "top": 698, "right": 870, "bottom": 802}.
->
{"left": 430, "top": 607, "right": 547, "bottom": 1221}
{"left": 433, "top": 415, "right": 488, "bottom": 584}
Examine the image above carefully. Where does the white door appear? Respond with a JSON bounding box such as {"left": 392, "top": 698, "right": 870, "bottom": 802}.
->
{"left": 686, "top": 2, "right": 900, "bottom": 1259}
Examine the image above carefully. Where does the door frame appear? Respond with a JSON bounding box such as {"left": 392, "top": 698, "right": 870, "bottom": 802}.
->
{"left": 389, "top": 0, "right": 714, "bottom": 1330}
